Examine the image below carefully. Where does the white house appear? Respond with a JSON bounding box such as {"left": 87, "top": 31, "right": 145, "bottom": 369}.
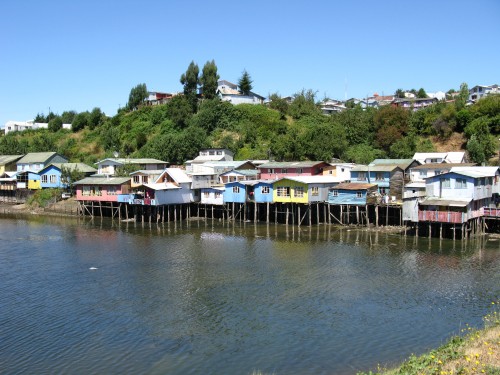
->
{"left": 469, "top": 84, "right": 500, "bottom": 102}
{"left": 96, "top": 158, "right": 168, "bottom": 176}
{"left": 216, "top": 80, "right": 265, "bottom": 105}
{"left": 412, "top": 152, "right": 467, "bottom": 165}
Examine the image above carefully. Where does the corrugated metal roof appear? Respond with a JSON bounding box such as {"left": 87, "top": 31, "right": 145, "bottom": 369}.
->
{"left": 371, "top": 159, "right": 415, "bottom": 169}
{"left": 129, "top": 169, "right": 164, "bottom": 175}
{"left": 0, "top": 155, "right": 23, "bottom": 165}
{"left": 74, "top": 176, "right": 131, "bottom": 185}
{"left": 449, "top": 166, "right": 499, "bottom": 178}
{"left": 164, "top": 168, "right": 192, "bottom": 184}
{"left": 17, "top": 152, "right": 58, "bottom": 164}
{"left": 48, "top": 163, "right": 97, "bottom": 173}
{"left": 259, "top": 161, "right": 326, "bottom": 168}
{"left": 333, "top": 183, "right": 377, "bottom": 190}
{"left": 420, "top": 197, "right": 471, "bottom": 207}
{"left": 97, "top": 158, "right": 168, "bottom": 165}
{"left": 141, "top": 182, "right": 180, "bottom": 191}
{"left": 204, "top": 161, "right": 250, "bottom": 168}
{"left": 352, "top": 165, "right": 401, "bottom": 172}
{"left": 412, "top": 163, "right": 474, "bottom": 170}
{"left": 279, "top": 176, "right": 344, "bottom": 184}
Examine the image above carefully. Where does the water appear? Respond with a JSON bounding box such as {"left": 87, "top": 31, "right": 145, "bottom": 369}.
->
{"left": 0, "top": 216, "right": 498, "bottom": 375}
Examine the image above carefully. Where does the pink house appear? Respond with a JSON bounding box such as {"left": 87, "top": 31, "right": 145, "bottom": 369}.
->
{"left": 258, "top": 161, "right": 329, "bottom": 180}
{"left": 74, "top": 176, "right": 132, "bottom": 202}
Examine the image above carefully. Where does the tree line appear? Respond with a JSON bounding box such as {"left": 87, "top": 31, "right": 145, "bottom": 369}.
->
{"left": 1, "top": 61, "right": 499, "bottom": 166}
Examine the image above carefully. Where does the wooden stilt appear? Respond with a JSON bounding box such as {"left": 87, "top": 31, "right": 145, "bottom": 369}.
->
{"left": 286, "top": 205, "right": 289, "bottom": 226}
{"left": 308, "top": 205, "right": 312, "bottom": 227}
{"left": 375, "top": 205, "right": 379, "bottom": 227}
{"left": 316, "top": 203, "right": 320, "bottom": 225}
{"left": 298, "top": 205, "right": 301, "bottom": 227}
{"left": 266, "top": 202, "right": 270, "bottom": 223}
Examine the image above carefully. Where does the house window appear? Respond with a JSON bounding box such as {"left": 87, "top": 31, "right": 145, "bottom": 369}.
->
{"left": 50, "top": 175, "right": 57, "bottom": 183}
{"left": 215, "top": 192, "right": 222, "bottom": 198}
{"left": 455, "top": 178, "right": 467, "bottom": 189}
{"left": 82, "top": 186, "right": 90, "bottom": 196}
{"left": 358, "top": 172, "right": 367, "bottom": 181}
{"left": 41, "top": 175, "right": 48, "bottom": 183}
{"left": 379, "top": 187, "right": 387, "bottom": 195}
{"left": 269, "top": 168, "right": 274, "bottom": 174}
{"left": 376, "top": 172, "right": 384, "bottom": 181}
{"left": 282, "top": 168, "right": 288, "bottom": 174}
{"left": 261, "top": 186, "right": 270, "bottom": 194}
{"left": 435, "top": 170, "right": 442, "bottom": 175}
{"left": 133, "top": 176, "right": 140, "bottom": 183}
{"left": 332, "top": 190, "right": 338, "bottom": 197}
{"left": 294, "top": 186, "right": 304, "bottom": 198}
{"left": 419, "top": 170, "right": 427, "bottom": 178}
{"left": 142, "top": 176, "right": 148, "bottom": 184}
{"left": 311, "top": 187, "right": 319, "bottom": 196}
{"left": 203, "top": 191, "right": 210, "bottom": 198}
{"left": 356, "top": 192, "right": 362, "bottom": 198}
{"left": 107, "top": 186, "right": 117, "bottom": 195}
{"left": 442, "top": 178, "right": 451, "bottom": 188}
{"left": 233, "top": 186, "right": 240, "bottom": 193}
{"left": 276, "top": 186, "right": 290, "bottom": 197}
{"left": 297, "top": 168, "right": 303, "bottom": 174}
{"left": 217, "top": 151, "right": 222, "bottom": 155}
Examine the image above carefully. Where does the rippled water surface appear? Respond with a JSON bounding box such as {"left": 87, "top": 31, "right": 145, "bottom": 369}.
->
{"left": 0, "top": 216, "right": 499, "bottom": 375}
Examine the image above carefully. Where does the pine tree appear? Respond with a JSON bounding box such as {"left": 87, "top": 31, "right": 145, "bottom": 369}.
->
{"left": 200, "top": 60, "right": 219, "bottom": 100}
{"left": 238, "top": 70, "right": 253, "bottom": 96}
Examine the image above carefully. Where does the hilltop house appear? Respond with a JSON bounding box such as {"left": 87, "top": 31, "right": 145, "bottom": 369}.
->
{"left": 216, "top": 80, "right": 265, "bottom": 105}
{"left": 469, "top": 84, "right": 500, "bottom": 102}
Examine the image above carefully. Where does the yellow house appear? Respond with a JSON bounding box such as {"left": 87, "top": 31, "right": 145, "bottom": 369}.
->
{"left": 273, "top": 176, "right": 343, "bottom": 204}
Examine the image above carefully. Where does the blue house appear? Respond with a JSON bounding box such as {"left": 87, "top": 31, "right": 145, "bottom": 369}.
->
{"left": 252, "top": 180, "right": 274, "bottom": 203}
{"left": 223, "top": 181, "right": 249, "bottom": 203}
{"left": 328, "top": 183, "right": 378, "bottom": 205}
{"left": 39, "top": 163, "right": 97, "bottom": 189}
{"left": 223, "top": 180, "right": 275, "bottom": 204}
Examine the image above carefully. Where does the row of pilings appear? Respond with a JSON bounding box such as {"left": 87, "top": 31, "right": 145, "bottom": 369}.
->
{"left": 78, "top": 201, "right": 404, "bottom": 227}
{"left": 76, "top": 200, "right": 500, "bottom": 239}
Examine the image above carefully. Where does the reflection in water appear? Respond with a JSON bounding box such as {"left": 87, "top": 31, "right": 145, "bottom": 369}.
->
{"left": 0, "top": 216, "right": 498, "bottom": 375}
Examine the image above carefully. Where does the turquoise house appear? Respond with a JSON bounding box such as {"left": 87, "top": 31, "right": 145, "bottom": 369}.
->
{"left": 328, "top": 183, "right": 378, "bottom": 205}
{"left": 223, "top": 180, "right": 275, "bottom": 203}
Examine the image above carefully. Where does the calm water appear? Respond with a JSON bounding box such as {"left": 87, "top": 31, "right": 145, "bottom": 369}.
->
{"left": 0, "top": 216, "right": 499, "bottom": 375}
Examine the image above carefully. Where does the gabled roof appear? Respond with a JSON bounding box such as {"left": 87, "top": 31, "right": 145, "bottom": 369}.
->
{"left": 96, "top": 158, "right": 168, "bottom": 165}
{"left": 259, "top": 161, "right": 327, "bottom": 169}
{"left": 204, "top": 160, "right": 254, "bottom": 168}
{"left": 0, "top": 155, "right": 23, "bottom": 165}
{"left": 412, "top": 163, "right": 475, "bottom": 170}
{"left": 74, "top": 176, "right": 131, "bottom": 185}
{"left": 412, "top": 151, "right": 466, "bottom": 164}
{"left": 17, "top": 152, "right": 60, "bottom": 164}
{"left": 139, "top": 182, "right": 181, "bottom": 191}
{"left": 219, "top": 169, "right": 259, "bottom": 177}
{"left": 448, "top": 166, "right": 499, "bottom": 178}
{"left": 352, "top": 165, "right": 402, "bottom": 172}
{"left": 371, "top": 159, "right": 416, "bottom": 170}
{"left": 40, "top": 162, "right": 97, "bottom": 174}
{"left": 278, "top": 176, "right": 344, "bottom": 184}
{"left": 161, "top": 168, "right": 192, "bottom": 184}
{"left": 333, "top": 183, "right": 377, "bottom": 190}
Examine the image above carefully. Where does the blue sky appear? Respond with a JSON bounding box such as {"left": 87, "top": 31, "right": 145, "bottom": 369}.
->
{"left": 1, "top": 0, "right": 499, "bottom": 126}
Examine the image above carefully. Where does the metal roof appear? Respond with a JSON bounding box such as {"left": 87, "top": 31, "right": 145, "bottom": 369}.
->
{"left": 411, "top": 163, "right": 474, "bottom": 170}
{"left": 17, "top": 152, "right": 59, "bottom": 164}
{"left": 96, "top": 158, "right": 168, "bottom": 165}
{"left": 0, "top": 155, "right": 23, "bottom": 165}
{"left": 162, "top": 168, "right": 192, "bottom": 184}
{"left": 74, "top": 176, "right": 131, "bottom": 185}
{"left": 420, "top": 197, "right": 471, "bottom": 207}
{"left": 332, "top": 183, "right": 377, "bottom": 190}
{"left": 43, "top": 163, "right": 97, "bottom": 173}
{"left": 449, "top": 166, "right": 499, "bottom": 178}
{"left": 259, "top": 161, "right": 326, "bottom": 168}
{"left": 352, "top": 165, "right": 401, "bottom": 172}
{"left": 129, "top": 169, "right": 164, "bottom": 175}
{"left": 140, "top": 182, "right": 180, "bottom": 191}
{"left": 371, "top": 159, "right": 416, "bottom": 169}
{"left": 279, "top": 176, "right": 344, "bottom": 184}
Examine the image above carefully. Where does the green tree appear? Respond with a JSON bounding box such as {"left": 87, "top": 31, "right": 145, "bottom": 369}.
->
{"left": 268, "top": 93, "right": 289, "bottom": 119}
{"left": 180, "top": 61, "right": 200, "bottom": 112}
{"left": 61, "top": 165, "right": 85, "bottom": 192}
{"left": 88, "top": 107, "right": 105, "bottom": 129}
{"left": 465, "top": 117, "right": 496, "bottom": 163}
{"left": 60, "top": 110, "right": 77, "bottom": 124}
{"left": 72, "top": 112, "right": 89, "bottom": 132}
{"left": 127, "top": 83, "right": 148, "bottom": 111}
{"left": 373, "top": 106, "right": 410, "bottom": 152}
{"left": 200, "top": 60, "right": 219, "bottom": 100}
{"left": 395, "top": 88, "right": 405, "bottom": 98}
{"left": 455, "top": 82, "right": 469, "bottom": 110}
{"left": 344, "top": 143, "right": 385, "bottom": 164}
{"left": 417, "top": 88, "right": 428, "bottom": 98}
{"left": 166, "top": 95, "right": 193, "bottom": 129}
{"left": 48, "top": 117, "right": 63, "bottom": 132}
{"left": 288, "top": 89, "right": 320, "bottom": 119}
{"left": 238, "top": 69, "right": 253, "bottom": 96}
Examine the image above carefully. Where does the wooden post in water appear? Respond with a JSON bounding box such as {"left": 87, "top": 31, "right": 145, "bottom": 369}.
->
{"left": 375, "top": 205, "right": 379, "bottom": 227}
{"left": 308, "top": 205, "right": 312, "bottom": 227}
{"left": 266, "top": 202, "right": 270, "bottom": 223}
{"left": 298, "top": 205, "right": 301, "bottom": 227}
{"left": 440, "top": 223, "right": 443, "bottom": 239}
{"left": 286, "top": 205, "right": 289, "bottom": 226}
{"left": 366, "top": 205, "right": 370, "bottom": 226}
{"left": 316, "top": 203, "right": 320, "bottom": 225}
{"left": 428, "top": 222, "right": 431, "bottom": 238}
{"left": 340, "top": 205, "right": 343, "bottom": 224}
{"left": 386, "top": 204, "right": 389, "bottom": 226}
{"left": 356, "top": 206, "right": 359, "bottom": 224}
{"left": 174, "top": 205, "right": 177, "bottom": 222}
{"left": 275, "top": 204, "right": 277, "bottom": 224}
{"left": 254, "top": 203, "right": 257, "bottom": 223}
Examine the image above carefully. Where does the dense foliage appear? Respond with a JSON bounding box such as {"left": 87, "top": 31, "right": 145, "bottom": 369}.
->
{"left": 2, "top": 87, "right": 499, "bottom": 165}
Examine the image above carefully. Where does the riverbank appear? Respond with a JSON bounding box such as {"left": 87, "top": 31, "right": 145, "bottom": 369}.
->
{"left": 358, "top": 304, "right": 499, "bottom": 375}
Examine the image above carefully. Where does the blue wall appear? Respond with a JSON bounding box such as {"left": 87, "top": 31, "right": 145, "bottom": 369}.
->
{"left": 223, "top": 182, "right": 247, "bottom": 203}
{"left": 328, "top": 189, "right": 367, "bottom": 205}
{"left": 39, "top": 165, "right": 64, "bottom": 189}
{"left": 254, "top": 182, "right": 273, "bottom": 203}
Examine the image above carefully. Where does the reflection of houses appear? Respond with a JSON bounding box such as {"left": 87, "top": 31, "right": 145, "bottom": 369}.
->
{"left": 39, "top": 163, "right": 96, "bottom": 189}
{"left": 96, "top": 158, "right": 168, "bottom": 176}
{"left": 258, "top": 161, "right": 329, "bottom": 180}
